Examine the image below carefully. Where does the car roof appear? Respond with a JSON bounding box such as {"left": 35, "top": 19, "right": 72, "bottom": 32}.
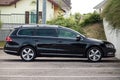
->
{"left": 17, "top": 24, "right": 60, "bottom": 29}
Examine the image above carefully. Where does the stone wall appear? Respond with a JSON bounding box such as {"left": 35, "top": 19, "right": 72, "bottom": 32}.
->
{"left": 103, "top": 19, "right": 120, "bottom": 59}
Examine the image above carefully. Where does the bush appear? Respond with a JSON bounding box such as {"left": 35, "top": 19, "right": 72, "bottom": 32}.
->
{"left": 47, "top": 15, "right": 84, "bottom": 34}
{"left": 102, "top": 0, "right": 120, "bottom": 29}
{"left": 73, "top": 13, "right": 81, "bottom": 25}
{"left": 47, "top": 13, "right": 105, "bottom": 39}
{"left": 80, "top": 13, "right": 102, "bottom": 27}
{"left": 47, "top": 16, "right": 75, "bottom": 28}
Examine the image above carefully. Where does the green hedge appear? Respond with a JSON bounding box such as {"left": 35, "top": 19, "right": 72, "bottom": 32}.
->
{"left": 47, "top": 15, "right": 84, "bottom": 34}
{"left": 102, "top": 0, "right": 120, "bottom": 29}
{"left": 47, "top": 16, "right": 75, "bottom": 28}
{"left": 80, "top": 13, "right": 102, "bottom": 27}
{"left": 47, "top": 13, "right": 103, "bottom": 35}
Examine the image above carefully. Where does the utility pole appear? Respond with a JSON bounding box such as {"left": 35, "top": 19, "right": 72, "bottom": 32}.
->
{"left": 36, "top": 0, "right": 39, "bottom": 24}
{"left": 42, "top": 0, "right": 47, "bottom": 24}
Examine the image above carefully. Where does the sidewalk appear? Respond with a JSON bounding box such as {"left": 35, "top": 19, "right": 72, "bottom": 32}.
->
{"left": 0, "top": 47, "right": 3, "bottom": 50}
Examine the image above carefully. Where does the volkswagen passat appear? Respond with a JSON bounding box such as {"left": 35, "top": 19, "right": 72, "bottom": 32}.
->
{"left": 4, "top": 24, "right": 116, "bottom": 62}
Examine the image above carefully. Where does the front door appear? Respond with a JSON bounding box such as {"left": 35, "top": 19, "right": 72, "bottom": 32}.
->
{"left": 54, "top": 28, "right": 86, "bottom": 57}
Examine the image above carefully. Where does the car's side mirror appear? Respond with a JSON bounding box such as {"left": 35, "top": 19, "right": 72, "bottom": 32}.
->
{"left": 76, "top": 35, "right": 81, "bottom": 41}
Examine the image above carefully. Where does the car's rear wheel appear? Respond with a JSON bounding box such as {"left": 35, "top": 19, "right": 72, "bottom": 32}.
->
{"left": 20, "top": 46, "right": 36, "bottom": 61}
{"left": 87, "top": 47, "right": 102, "bottom": 62}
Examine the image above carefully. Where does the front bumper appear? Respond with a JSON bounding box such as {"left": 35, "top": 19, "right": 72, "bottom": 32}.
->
{"left": 103, "top": 48, "right": 116, "bottom": 57}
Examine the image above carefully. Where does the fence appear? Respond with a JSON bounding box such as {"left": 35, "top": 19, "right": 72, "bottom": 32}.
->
{"left": 0, "top": 13, "right": 42, "bottom": 41}
{"left": 0, "top": 14, "right": 25, "bottom": 24}
{"left": 0, "top": 13, "right": 42, "bottom": 24}
{"left": 0, "top": 30, "right": 11, "bottom": 41}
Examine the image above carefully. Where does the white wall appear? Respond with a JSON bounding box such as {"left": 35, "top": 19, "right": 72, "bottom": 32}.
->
{"left": 46, "top": 1, "right": 54, "bottom": 20}
{"left": 103, "top": 19, "right": 120, "bottom": 59}
{"left": 0, "top": 0, "right": 39, "bottom": 14}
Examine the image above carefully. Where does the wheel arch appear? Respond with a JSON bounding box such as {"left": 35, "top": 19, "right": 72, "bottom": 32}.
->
{"left": 18, "top": 44, "right": 37, "bottom": 55}
{"left": 85, "top": 45, "right": 104, "bottom": 57}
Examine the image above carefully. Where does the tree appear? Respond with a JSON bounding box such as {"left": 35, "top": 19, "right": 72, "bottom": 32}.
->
{"left": 73, "top": 13, "right": 81, "bottom": 25}
{"left": 80, "top": 13, "right": 102, "bottom": 27}
{"left": 102, "top": 0, "right": 120, "bottom": 29}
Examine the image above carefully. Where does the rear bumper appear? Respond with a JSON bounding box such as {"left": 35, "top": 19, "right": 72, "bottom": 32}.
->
{"left": 4, "top": 44, "right": 20, "bottom": 56}
{"left": 4, "top": 49, "right": 19, "bottom": 56}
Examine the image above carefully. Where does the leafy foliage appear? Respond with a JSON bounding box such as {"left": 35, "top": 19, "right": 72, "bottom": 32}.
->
{"left": 102, "top": 0, "right": 120, "bottom": 29}
{"left": 47, "top": 13, "right": 105, "bottom": 39}
{"left": 80, "top": 13, "right": 102, "bottom": 27}
{"left": 47, "top": 14, "right": 84, "bottom": 34}
{"left": 73, "top": 13, "right": 81, "bottom": 25}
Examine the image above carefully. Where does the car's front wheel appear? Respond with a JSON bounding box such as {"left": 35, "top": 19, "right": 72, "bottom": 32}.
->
{"left": 20, "top": 46, "right": 36, "bottom": 61}
{"left": 87, "top": 47, "right": 102, "bottom": 62}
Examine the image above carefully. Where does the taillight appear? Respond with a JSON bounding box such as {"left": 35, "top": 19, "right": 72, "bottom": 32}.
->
{"left": 6, "top": 36, "right": 12, "bottom": 42}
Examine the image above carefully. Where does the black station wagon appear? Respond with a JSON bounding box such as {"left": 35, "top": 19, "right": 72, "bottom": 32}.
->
{"left": 4, "top": 24, "right": 116, "bottom": 62}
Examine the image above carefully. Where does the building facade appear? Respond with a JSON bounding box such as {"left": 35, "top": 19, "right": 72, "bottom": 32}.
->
{"left": 93, "top": 0, "right": 107, "bottom": 13}
{"left": 0, "top": 0, "right": 71, "bottom": 29}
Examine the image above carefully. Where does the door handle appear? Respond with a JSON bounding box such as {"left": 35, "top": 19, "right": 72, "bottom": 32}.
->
{"left": 58, "top": 40, "right": 62, "bottom": 43}
{"left": 35, "top": 40, "right": 39, "bottom": 42}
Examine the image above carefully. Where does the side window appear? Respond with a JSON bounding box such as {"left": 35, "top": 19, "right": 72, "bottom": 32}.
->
{"left": 37, "top": 29, "right": 57, "bottom": 37}
{"left": 18, "top": 29, "right": 35, "bottom": 36}
{"left": 58, "top": 29, "right": 77, "bottom": 38}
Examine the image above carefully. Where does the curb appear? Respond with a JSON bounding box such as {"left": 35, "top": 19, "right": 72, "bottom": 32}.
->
{"left": 0, "top": 47, "right": 3, "bottom": 50}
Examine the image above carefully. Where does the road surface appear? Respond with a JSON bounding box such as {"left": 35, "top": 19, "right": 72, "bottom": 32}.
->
{"left": 0, "top": 50, "right": 120, "bottom": 80}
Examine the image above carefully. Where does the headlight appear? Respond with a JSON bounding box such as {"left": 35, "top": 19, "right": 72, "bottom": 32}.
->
{"left": 105, "top": 44, "right": 114, "bottom": 48}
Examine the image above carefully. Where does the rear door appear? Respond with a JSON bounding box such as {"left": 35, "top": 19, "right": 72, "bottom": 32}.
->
{"left": 35, "top": 28, "right": 58, "bottom": 54}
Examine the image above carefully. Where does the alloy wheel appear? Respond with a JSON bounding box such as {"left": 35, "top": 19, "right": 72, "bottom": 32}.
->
{"left": 20, "top": 47, "right": 36, "bottom": 61}
{"left": 87, "top": 47, "right": 102, "bottom": 62}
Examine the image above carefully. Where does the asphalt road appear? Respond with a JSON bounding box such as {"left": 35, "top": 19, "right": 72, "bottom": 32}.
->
{"left": 0, "top": 50, "right": 120, "bottom": 80}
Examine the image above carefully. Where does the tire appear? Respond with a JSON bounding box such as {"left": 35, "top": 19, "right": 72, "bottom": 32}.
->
{"left": 20, "top": 46, "right": 36, "bottom": 61}
{"left": 87, "top": 47, "right": 102, "bottom": 62}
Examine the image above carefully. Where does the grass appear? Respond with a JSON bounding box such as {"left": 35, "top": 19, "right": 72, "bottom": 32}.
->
{"left": 83, "top": 23, "right": 106, "bottom": 40}
{"left": 0, "top": 41, "right": 5, "bottom": 48}
{"left": 0, "top": 20, "right": 2, "bottom": 29}
{"left": 102, "top": 0, "right": 120, "bottom": 29}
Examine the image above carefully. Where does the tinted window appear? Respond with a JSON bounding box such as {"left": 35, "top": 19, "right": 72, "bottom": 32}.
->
{"left": 10, "top": 29, "right": 18, "bottom": 36}
{"left": 58, "top": 29, "right": 77, "bottom": 38}
{"left": 36, "top": 28, "right": 57, "bottom": 37}
{"left": 18, "top": 29, "right": 36, "bottom": 36}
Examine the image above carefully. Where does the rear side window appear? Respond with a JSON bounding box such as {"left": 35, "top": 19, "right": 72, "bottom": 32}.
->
{"left": 18, "top": 29, "right": 36, "bottom": 36}
{"left": 36, "top": 28, "right": 57, "bottom": 37}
